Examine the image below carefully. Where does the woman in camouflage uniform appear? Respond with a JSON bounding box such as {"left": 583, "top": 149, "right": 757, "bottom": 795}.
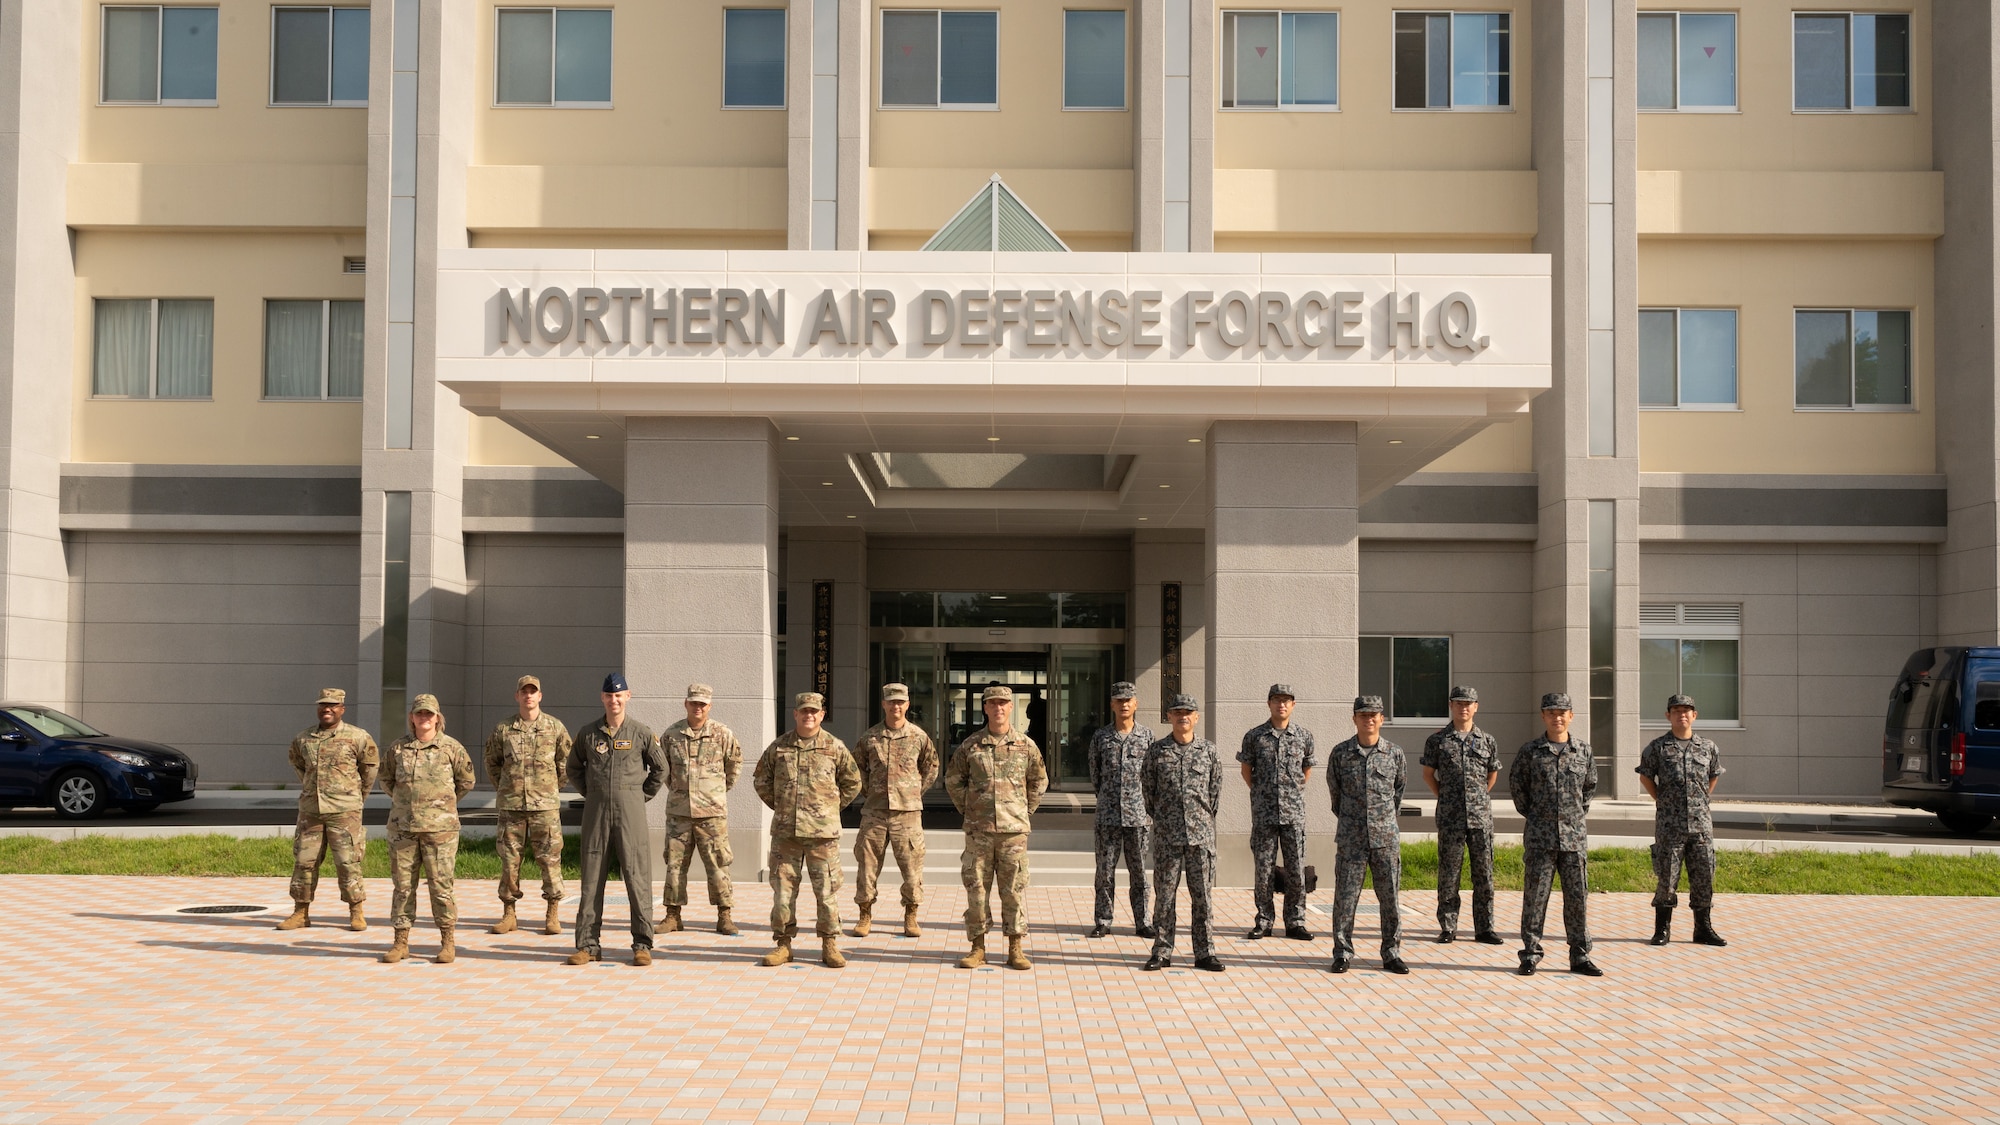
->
{"left": 380, "top": 694, "right": 476, "bottom": 965}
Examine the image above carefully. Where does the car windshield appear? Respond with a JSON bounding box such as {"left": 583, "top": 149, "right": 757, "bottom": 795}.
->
{"left": 8, "top": 706, "right": 106, "bottom": 739}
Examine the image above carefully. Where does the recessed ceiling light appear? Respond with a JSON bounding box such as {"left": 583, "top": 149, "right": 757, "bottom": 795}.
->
{"left": 1188, "top": 437, "right": 1202, "bottom": 443}
{"left": 845, "top": 514, "right": 856, "bottom": 519}
{"left": 785, "top": 435, "right": 799, "bottom": 441}
{"left": 1138, "top": 516, "right": 1149, "bottom": 521}
{"left": 1158, "top": 484, "right": 1171, "bottom": 489}
{"left": 585, "top": 434, "right": 600, "bottom": 440}
{"left": 821, "top": 481, "right": 834, "bottom": 486}
{"left": 986, "top": 436, "right": 1000, "bottom": 442}
{"left": 990, "top": 595, "right": 1008, "bottom": 601}
{"left": 1388, "top": 439, "right": 1403, "bottom": 445}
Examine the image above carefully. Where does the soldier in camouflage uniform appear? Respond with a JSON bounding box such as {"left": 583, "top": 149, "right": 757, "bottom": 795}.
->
{"left": 946, "top": 684, "right": 1048, "bottom": 971}
{"left": 1420, "top": 685, "right": 1503, "bottom": 944}
{"left": 379, "top": 694, "right": 477, "bottom": 964}
{"left": 852, "top": 682, "right": 940, "bottom": 938}
{"left": 484, "top": 674, "right": 572, "bottom": 937}
{"left": 277, "top": 688, "right": 379, "bottom": 932}
{"left": 1088, "top": 680, "right": 1153, "bottom": 939}
{"left": 1639, "top": 693, "right": 1728, "bottom": 948}
{"left": 1509, "top": 692, "right": 1602, "bottom": 976}
{"left": 1325, "top": 696, "right": 1408, "bottom": 974}
{"left": 566, "top": 672, "right": 668, "bottom": 966}
{"left": 1141, "top": 694, "right": 1224, "bottom": 973}
{"left": 660, "top": 682, "right": 743, "bottom": 936}
{"left": 1239, "top": 683, "right": 1316, "bottom": 940}
{"left": 753, "top": 692, "right": 862, "bottom": 968}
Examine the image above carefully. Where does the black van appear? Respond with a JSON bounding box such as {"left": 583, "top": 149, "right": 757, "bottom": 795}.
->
{"left": 1882, "top": 646, "right": 2000, "bottom": 834}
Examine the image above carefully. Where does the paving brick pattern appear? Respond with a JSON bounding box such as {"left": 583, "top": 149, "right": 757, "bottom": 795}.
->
{"left": 1, "top": 876, "right": 1996, "bottom": 1124}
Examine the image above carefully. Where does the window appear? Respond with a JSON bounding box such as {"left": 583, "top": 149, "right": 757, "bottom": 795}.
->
{"left": 1359, "top": 635, "right": 1450, "bottom": 722}
{"left": 1393, "top": 10, "right": 1508, "bottom": 109}
{"left": 92, "top": 298, "right": 213, "bottom": 398}
{"left": 1795, "top": 12, "right": 1910, "bottom": 110}
{"left": 1222, "top": 11, "right": 1338, "bottom": 109}
{"left": 271, "top": 7, "right": 369, "bottom": 105}
{"left": 1640, "top": 308, "right": 1736, "bottom": 408}
{"left": 495, "top": 7, "right": 612, "bottom": 106}
{"left": 867, "top": 591, "right": 1127, "bottom": 629}
{"left": 880, "top": 10, "right": 998, "bottom": 108}
{"left": 101, "top": 6, "right": 218, "bottom": 104}
{"left": 723, "top": 8, "right": 786, "bottom": 108}
{"left": 265, "top": 300, "right": 364, "bottom": 399}
{"left": 1638, "top": 11, "right": 1735, "bottom": 110}
{"left": 1641, "top": 603, "right": 1740, "bottom": 723}
{"left": 1795, "top": 309, "right": 1912, "bottom": 409}
{"left": 1064, "top": 10, "right": 1126, "bottom": 109}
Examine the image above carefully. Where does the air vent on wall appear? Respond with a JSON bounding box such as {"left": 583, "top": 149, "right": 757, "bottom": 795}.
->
{"left": 1642, "top": 602, "right": 1742, "bottom": 627}
{"left": 342, "top": 257, "right": 365, "bottom": 274}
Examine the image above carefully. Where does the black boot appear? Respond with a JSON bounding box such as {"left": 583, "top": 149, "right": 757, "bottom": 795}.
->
{"left": 1648, "top": 907, "right": 1672, "bottom": 946}
{"left": 1692, "top": 909, "right": 1729, "bottom": 947}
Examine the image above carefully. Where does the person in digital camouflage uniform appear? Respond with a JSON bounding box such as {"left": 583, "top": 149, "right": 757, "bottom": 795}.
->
{"left": 1141, "top": 694, "right": 1224, "bottom": 973}
{"left": 1420, "top": 685, "right": 1502, "bottom": 944}
{"left": 852, "top": 682, "right": 940, "bottom": 938}
{"left": 277, "top": 688, "right": 379, "bottom": 932}
{"left": 1510, "top": 691, "right": 1602, "bottom": 977}
{"left": 1239, "top": 682, "right": 1316, "bottom": 941}
{"left": 945, "top": 684, "right": 1048, "bottom": 971}
{"left": 1325, "top": 695, "right": 1407, "bottom": 975}
{"left": 1088, "top": 680, "right": 1153, "bottom": 939}
{"left": 1639, "top": 693, "right": 1728, "bottom": 948}
{"left": 484, "top": 674, "right": 572, "bottom": 936}
{"left": 753, "top": 692, "right": 862, "bottom": 967}
{"left": 566, "top": 672, "right": 668, "bottom": 967}
{"left": 379, "top": 694, "right": 476, "bottom": 964}
{"left": 660, "top": 682, "right": 743, "bottom": 936}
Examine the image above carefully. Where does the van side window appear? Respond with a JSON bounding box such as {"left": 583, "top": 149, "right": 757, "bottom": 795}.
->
{"left": 1976, "top": 684, "right": 2000, "bottom": 731}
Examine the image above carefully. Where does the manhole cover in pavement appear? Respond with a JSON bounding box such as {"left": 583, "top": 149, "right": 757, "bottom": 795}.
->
{"left": 177, "top": 904, "right": 271, "bottom": 914}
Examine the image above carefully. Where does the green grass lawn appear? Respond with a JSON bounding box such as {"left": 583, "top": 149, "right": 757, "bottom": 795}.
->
{"left": 0, "top": 834, "right": 1995, "bottom": 895}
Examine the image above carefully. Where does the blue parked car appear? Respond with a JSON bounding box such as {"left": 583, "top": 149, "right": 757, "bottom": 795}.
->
{"left": 1882, "top": 647, "right": 2000, "bottom": 835}
{"left": 0, "top": 704, "right": 198, "bottom": 818}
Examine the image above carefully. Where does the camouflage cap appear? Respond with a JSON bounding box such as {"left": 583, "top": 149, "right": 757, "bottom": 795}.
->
{"left": 794, "top": 691, "right": 825, "bottom": 712}
{"left": 410, "top": 693, "right": 441, "bottom": 715}
{"left": 1110, "top": 681, "right": 1138, "bottom": 701}
{"left": 1352, "top": 695, "right": 1385, "bottom": 714}
{"left": 881, "top": 682, "right": 911, "bottom": 702}
{"left": 316, "top": 688, "right": 346, "bottom": 705}
{"left": 1268, "top": 683, "right": 1295, "bottom": 700}
{"left": 515, "top": 674, "right": 542, "bottom": 692}
{"left": 1540, "top": 691, "right": 1574, "bottom": 712}
{"left": 685, "top": 682, "right": 714, "bottom": 703}
{"left": 1667, "top": 693, "right": 1696, "bottom": 711}
{"left": 981, "top": 684, "right": 1014, "bottom": 704}
{"left": 1448, "top": 685, "right": 1479, "bottom": 703}
{"left": 1167, "top": 692, "right": 1200, "bottom": 713}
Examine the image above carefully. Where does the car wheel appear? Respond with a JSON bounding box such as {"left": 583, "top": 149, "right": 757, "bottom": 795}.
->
{"left": 52, "top": 771, "right": 108, "bottom": 819}
{"left": 1937, "top": 811, "right": 1995, "bottom": 836}
{"left": 123, "top": 802, "right": 161, "bottom": 815}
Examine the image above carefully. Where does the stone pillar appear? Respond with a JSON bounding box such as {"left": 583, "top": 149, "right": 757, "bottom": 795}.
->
{"left": 1205, "top": 421, "right": 1358, "bottom": 887}
{"left": 1186, "top": 0, "right": 1215, "bottom": 252}
{"left": 784, "top": 527, "right": 868, "bottom": 743}
{"left": 625, "top": 418, "right": 780, "bottom": 878}
{"left": 1131, "top": 0, "right": 1165, "bottom": 251}
{"left": 835, "top": 0, "right": 871, "bottom": 250}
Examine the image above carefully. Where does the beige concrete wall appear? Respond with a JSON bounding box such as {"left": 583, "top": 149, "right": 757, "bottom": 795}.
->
{"left": 468, "top": 416, "right": 570, "bottom": 468}
{"left": 71, "top": 231, "right": 365, "bottom": 466}
{"left": 1422, "top": 416, "right": 1534, "bottom": 473}
{"left": 1637, "top": 239, "right": 1935, "bottom": 475}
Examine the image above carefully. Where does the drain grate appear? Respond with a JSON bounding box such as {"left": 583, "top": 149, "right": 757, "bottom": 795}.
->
{"left": 177, "top": 904, "right": 270, "bottom": 915}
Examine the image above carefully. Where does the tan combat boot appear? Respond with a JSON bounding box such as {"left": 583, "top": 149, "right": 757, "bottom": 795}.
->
{"left": 760, "top": 937, "right": 794, "bottom": 967}
{"left": 492, "top": 904, "right": 518, "bottom": 934}
{"left": 853, "top": 906, "right": 872, "bottom": 937}
{"left": 822, "top": 937, "right": 846, "bottom": 968}
{"left": 434, "top": 927, "right": 456, "bottom": 964}
{"left": 348, "top": 904, "right": 367, "bottom": 932}
{"left": 958, "top": 940, "right": 987, "bottom": 969}
{"left": 659, "top": 905, "right": 683, "bottom": 933}
{"left": 715, "top": 908, "right": 738, "bottom": 935}
{"left": 1005, "top": 935, "right": 1031, "bottom": 971}
{"left": 544, "top": 903, "right": 562, "bottom": 935}
{"left": 275, "top": 904, "right": 309, "bottom": 931}
{"left": 632, "top": 946, "right": 652, "bottom": 966}
{"left": 380, "top": 928, "right": 410, "bottom": 963}
{"left": 904, "top": 907, "right": 922, "bottom": 937}
{"left": 565, "top": 947, "right": 597, "bottom": 965}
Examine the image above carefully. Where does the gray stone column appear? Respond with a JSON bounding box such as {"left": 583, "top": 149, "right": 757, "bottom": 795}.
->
{"left": 1935, "top": 5, "right": 2000, "bottom": 645}
{"left": 1186, "top": 0, "right": 1214, "bottom": 252}
{"left": 1204, "top": 421, "right": 1358, "bottom": 887}
{"left": 625, "top": 418, "right": 780, "bottom": 878}
{"left": 835, "top": 0, "right": 870, "bottom": 249}
{"left": 784, "top": 527, "right": 868, "bottom": 743}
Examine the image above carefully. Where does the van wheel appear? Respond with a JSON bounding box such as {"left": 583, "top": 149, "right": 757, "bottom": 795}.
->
{"left": 1937, "top": 811, "right": 1995, "bottom": 836}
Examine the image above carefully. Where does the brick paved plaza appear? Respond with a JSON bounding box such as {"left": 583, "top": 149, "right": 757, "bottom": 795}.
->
{"left": 1, "top": 875, "right": 1994, "bottom": 1124}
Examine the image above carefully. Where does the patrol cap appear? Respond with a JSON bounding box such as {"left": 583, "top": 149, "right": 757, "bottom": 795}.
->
{"left": 602, "top": 672, "right": 630, "bottom": 694}
{"left": 410, "top": 693, "right": 441, "bottom": 715}
{"left": 1448, "top": 685, "right": 1479, "bottom": 703}
{"left": 1167, "top": 693, "right": 1200, "bottom": 713}
{"left": 1667, "top": 693, "right": 1697, "bottom": 711}
{"left": 1268, "top": 683, "right": 1295, "bottom": 700}
{"left": 1352, "top": 695, "right": 1385, "bottom": 714}
{"left": 515, "top": 674, "right": 542, "bottom": 692}
{"left": 981, "top": 684, "right": 1014, "bottom": 704}
{"left": 1540, "top": 691, "right": 1574, "bottom": 712}
{"left": 1110, "top": 681, "right": 1138, "bottom": 701}
{"left": 881, "top": 682, "right": 911, "bottom": 702}
{"left": 794, "top": 691, "right": 825, "bottom": 712}
{"left": 685, "top": 682, "right": 714, "bottom": 703}
{"left": 316, "top": 688, "right": 346, "bottom": 705}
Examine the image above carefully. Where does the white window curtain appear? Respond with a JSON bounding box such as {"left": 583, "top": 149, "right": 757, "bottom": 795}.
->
{"left": 93, "top": 299, "right": 152, "bottom": 396}
{"left": 265, "top": 300, "right": 324, "bottom": 398}
{"left": 327, "top": 301, "right": 365, "bottom": 398}
{"left": 155, "top": 299, "right": 212, "bottom": 397}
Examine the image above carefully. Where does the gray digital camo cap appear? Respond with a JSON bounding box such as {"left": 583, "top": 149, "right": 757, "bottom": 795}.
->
{"left": 1541, "top": 692, "right": 1574, "bottom": 712}
{"left": 1110, "top": 681, "right": 1138, "bottom": 700}
{"left": 1448, "top": 685, "right": 1478, "bottom": 703}
{"left": 1352, "top": 695, "right": 1385, "bottom": 714}
{"left": 1167, "top": 693, "right": 1200, "bottom": 712}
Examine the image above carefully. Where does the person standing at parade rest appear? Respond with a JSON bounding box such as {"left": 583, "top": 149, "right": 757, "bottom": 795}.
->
{"left": 1140, "top": 694, "right": 1224, "bottom": 973}
{"left": 1240, "top": 683, "right": 1316, "bottom": 941}
{"left": 659, "top": 682, "right": 744, "bottom": 936}
{"left": 1088, "top": 680, "right": 1155, "bottom": 939}
{"left": 565, "top": 672, "right": 668, "bottom": 967}
{"left": 1325, "top": 696, "right": 1408, "bottom": 975}
{"left": 1509, "top": 692, "right": 1603, "bottom": 977}
{"left": 379, "top": 694, "right": 476, "bottom": 965}
{"left": 1639, "top": 693, "right": 1729, "bottom": 948}
{"left": 851, "top": 682, "right": 941, "bottom": 939}
{"left": 1420, "top": 685, "right": 1503, "bottom": 945}
{"left": 484, "top": 674, "right": 572, "bottom": 937}
{"left": 753, "top": 692, "right": 863, "bottom": 968}
{"left": 945, "top": 684, "right": 1049, "bottom": 970}
{"left": 277, "top": 688, "right": 378, "bottom": 932}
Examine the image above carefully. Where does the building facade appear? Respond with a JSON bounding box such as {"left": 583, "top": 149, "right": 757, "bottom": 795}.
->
{"left": 0, "top": 0, "right": 1988, "bottom": 878}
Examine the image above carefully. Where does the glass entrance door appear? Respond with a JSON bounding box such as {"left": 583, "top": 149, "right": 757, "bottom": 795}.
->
{"left": 1052, "top": 645, "right": 1117, "bottom": 789}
